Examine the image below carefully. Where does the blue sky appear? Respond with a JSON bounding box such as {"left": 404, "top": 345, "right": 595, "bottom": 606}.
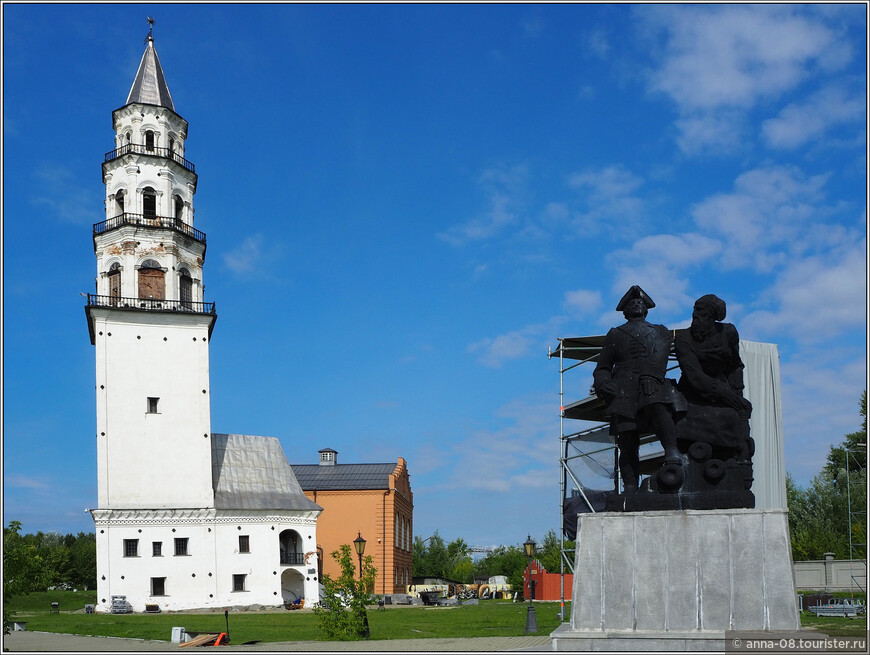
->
{"left": 3, "top": 3, "right": 867, "bottom": 549}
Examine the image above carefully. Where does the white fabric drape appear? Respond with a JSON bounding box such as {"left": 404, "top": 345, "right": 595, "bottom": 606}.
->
{"left": 740, "top": 341, "right": 787, "bottom": 510}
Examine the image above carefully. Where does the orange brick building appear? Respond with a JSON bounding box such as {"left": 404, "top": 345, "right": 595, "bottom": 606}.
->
{"left": 524, "top": 560, "right": 573, "bottom": 601}
{"left": 292, "top": 449, "right": 413, "bottom": 596}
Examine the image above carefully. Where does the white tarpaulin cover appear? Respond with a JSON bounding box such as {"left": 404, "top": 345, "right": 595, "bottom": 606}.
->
{"left": 740, "top": 340, "right": 786, "bottom": 511}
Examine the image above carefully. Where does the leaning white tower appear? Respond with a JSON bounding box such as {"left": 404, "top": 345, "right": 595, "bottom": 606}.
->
{"left": 87, "top": 25, "right": 321, "bottom": 614}
{"left": 88, "top": 27, "right": 214, "bottom": 514}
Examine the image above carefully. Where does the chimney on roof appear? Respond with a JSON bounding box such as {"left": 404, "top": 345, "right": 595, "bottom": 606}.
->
{"left": 319, "top": 448, "right": 337, "bottom": 466}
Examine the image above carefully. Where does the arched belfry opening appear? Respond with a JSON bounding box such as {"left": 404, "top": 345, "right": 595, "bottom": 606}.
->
{"left": 138, "top": 259, "right": 165, "bottom": 300}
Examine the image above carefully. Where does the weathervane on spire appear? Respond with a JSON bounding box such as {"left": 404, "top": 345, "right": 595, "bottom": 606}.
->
{"left": 145, "top": 16, "right": 154, "bottom": 43}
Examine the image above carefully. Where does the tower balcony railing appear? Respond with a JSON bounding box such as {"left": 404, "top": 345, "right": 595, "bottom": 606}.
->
{"left": 94, "top": 213, "right": 206, "bottom": 244}
{"left": 87, "top": 293, "right": 216, "bottom": 315}
{"left": 280, "top": 552, "right": 307, "bottom": 566}
{"left": 104, "top": 143, "right": 195, "bottom": 172}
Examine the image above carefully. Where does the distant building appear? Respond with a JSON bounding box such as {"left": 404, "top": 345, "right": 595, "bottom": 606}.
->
{"left": 525, "top": 561, "right": 573, "bottom": 601}
{"left": 86, "top": 29, "right": 321, "bottom": 612}
{"left": 292, "top": 449, "right": 413, "bottom": 595}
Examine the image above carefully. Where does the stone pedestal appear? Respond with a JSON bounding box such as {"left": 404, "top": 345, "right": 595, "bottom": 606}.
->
{"left": 551, "top": 509, "right": 800, "bottom": 651}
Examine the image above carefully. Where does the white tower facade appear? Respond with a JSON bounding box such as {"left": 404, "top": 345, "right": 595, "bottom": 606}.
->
{"left": 88, "top": 29, "right": 321, "bottom": 613}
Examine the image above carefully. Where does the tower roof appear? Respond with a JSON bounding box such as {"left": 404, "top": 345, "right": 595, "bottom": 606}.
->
{"left": 126, "top": 34, "right": 175, "bottom": 110}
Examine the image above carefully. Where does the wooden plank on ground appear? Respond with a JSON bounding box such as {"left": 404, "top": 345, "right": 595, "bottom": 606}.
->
{"left": 178, "top": 633, "right": 219, "bottom": 648}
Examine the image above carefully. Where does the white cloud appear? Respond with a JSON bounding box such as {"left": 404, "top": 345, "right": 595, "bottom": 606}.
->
{"left": 779, "top": 354, "right": 867, "bottom": 483}
{"left": 638, "top": 5, "right": 850, "bottom": 152}
{"left": 674, "top": 110, "right": 747, "bottom": 155}
{"left": 762, "top": 84, "right": 866, "bottom": 149}
{"left": 440, "top": 394, "right": 558, "bottom": 492}
{"left": 690, "top": 165, "right": 831, "bottom": 270}
{"left": 740, "top": 239, "right": 867, "bottom": 343}
{"left": 223, "top": 234, "right": 264, "bottom": 274}
{"left": 438, "top": 164, "right": 527, "bottom": 246}
{"left": 568, "top": 165, "right": 646, "bottom": 233}
{"left": 563, "top": 289, "right": 603, "bottom": 317}
{"left": 605, "top": 233, "right": 723, "bottom": 316}
{"left": 645, "top": 5, "right": 842, "bottom": 111}
{"left": 584, "top": 28, "right": 611, "bottom": 59}
{"left": 468, "top": 317, "right": 566, "bottom": 369}
{"left": 32, "top": 163, "right": 100, "bottom": 224}
{"left": 4, "top": 475, "right": 49, "bottom": 489}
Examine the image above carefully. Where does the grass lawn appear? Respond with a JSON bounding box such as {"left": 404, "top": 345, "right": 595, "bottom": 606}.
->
{"left": 10, "top": 591, "right": 868, "bottom": 642}
{"left": 7, "top": 591, "right": 567, "bottom": 643}
{"left": 798, "top": 612, "right": 868, "bottom": 638}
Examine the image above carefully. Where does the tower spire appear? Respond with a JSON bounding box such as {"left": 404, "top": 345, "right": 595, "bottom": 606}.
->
{"left": 126, "top": 18, "right": 174, "bottom": 110}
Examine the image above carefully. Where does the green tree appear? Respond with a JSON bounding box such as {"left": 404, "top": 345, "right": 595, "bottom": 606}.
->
{"left": 67, "top": 533, "right": 97, "bottom": 588}
{"left": 787, "top": 392, "right": 867, "bottom": 560}
{"left": 412, "top": 532, "right": 448, "bottom": 578}
{"left": 473, "top": 543, "right": 528, "bottom": 592}
{"left": 3, "top": 521, "right": 58, "bottom": 634}
{"left": 445, "top": 538, "right": 473, "bottom": 583}
{"left": 536, "top": 529, "right": 574, "bottom": 574}
{"left": 314, "top": 543, "right": 377, "bottom": 641}
{"left": 823, "top": 391, "right": 867, "bottom": 483}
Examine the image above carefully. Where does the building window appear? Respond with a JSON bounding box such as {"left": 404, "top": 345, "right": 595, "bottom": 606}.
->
{"left": 174, "top": 195, "right": 184, "bottom": 221}
{"left": 239, "top": 535, "right": 250, "bottom": 553}
{"left": 145, "top": 130, "right": 155, "bottom": 151}
{"left": 320, "top": 451, "right": 334, "bottom": 464}
{"left": 115, "top": 189, "right": 125, "bottom": 215}
{"left": 124, "top": 539, "right": 138, "bottom": 557}
{"left": 153, "top": 541, "right": 162, "bottom": 557}
{"left": 142, "top": 187, "right": 157, "bottom": 218}
{"left": 108, "top": 263, "right": 121, "bottom": 304}
{"left": 174, "top": 537, "right": 189, "bottom": 556}
{"left": 179, "top": 270, "right": 193, "bottom": 307}
{"left": 233, "top": 574, "right": 246, "bottom": 592}
{"left": 147, "top": 397, "right": 159, "bottom": 414}
{"left": 151, "top": 577, "right": 166, "bottom": 596}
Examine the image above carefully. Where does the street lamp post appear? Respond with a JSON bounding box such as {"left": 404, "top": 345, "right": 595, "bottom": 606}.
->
{"left": 352, "top": 532, "right": 370, "bottom": 638}
{"left": 353, "top": 532, "right": 366, "bottom": 579}
{"left": 523, "top": 535, "right": 538, "bottom": 633}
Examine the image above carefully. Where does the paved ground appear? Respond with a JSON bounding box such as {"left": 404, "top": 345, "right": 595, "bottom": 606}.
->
{"left": 2, "top": 631, "right": 554, "bottom": 652}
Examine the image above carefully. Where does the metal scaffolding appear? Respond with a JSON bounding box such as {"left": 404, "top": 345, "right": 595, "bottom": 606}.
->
{"left": 845, "top": 443, "right": 867, "bottom": 593}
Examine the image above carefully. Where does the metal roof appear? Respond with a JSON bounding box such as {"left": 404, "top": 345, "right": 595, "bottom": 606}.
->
{"left": 211, "top": 433, "right": 322, "bottom": 512}
{"left": 290, "top": 463, "right": 398, "bottom": 491}
{"left": 126, "top": 36, "right": 175, "bottom": 110}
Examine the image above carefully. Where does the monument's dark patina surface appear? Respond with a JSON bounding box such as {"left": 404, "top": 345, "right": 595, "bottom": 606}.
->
{"left": 595, "top": 288, "right": 754, "bottom": 511}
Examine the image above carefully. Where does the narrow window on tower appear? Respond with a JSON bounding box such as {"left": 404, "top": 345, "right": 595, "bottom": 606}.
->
{"left": 145, "top": 130, "right": 155, "bottom": 151}
{"left": 115, "top": 189, "right": 125, "bottom": 216}
{"left": 239, "top": 535, "right": 250, "bottom": 553}
{"left": 174, "top": 537, "right": 189, "bottom": 556}
{"left": 108, "top": 263, "right": 121, "bottom": 305}
{"left": 174, "top": 195, "right": 184, "bottom": 222}
{"left": 142, "top": 187, "right": 157, "bottom": 218}
{"left": 179, "top": 270, "right": 193, "bottom": 308}
{"left": 153, "top": 541, "right": 162, "bottom": 557}
{"left": 147, "top": 397, "right": 159, "bottom": 414}
{"left": 151, "top": 577, "right": 166, "bottom": 596}
{"left": 232, "top": 574, "right": 246, "bottom": 592}
{"left": 123, "top": 539, "right": 139, "bottom": 557}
